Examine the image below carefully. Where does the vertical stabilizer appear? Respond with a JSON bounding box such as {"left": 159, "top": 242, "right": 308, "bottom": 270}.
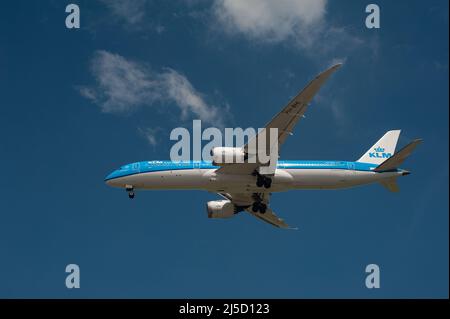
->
{"left": 357, "top": 130, "right": 401, "bottom": 164}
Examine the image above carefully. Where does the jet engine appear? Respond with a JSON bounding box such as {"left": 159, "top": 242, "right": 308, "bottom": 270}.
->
{"left": 206, "top": 200, "right": 235, "bottom": 219}
{"left": 211, "top": 147, "right": 246, "bottom": 165}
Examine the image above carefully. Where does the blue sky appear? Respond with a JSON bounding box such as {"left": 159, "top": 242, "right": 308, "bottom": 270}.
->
{"left": 0, "top": 0, "right": 448, "bottom": 298}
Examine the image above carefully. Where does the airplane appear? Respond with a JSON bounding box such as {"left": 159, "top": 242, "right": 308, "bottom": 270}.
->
{"left": 105, "top": 64, "right": 422, "bottom": 229}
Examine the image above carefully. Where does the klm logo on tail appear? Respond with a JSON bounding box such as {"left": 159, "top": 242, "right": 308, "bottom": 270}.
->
{"left": 369, "top": 146, "right": 392, "bottom": 159}
{"left": 357, "top": 130, "right": 401, "bottom": 164}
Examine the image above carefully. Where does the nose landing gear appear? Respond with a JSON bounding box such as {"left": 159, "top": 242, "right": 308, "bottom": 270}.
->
{"left": 126, "top": 185, "right": 135, "bottom": 199}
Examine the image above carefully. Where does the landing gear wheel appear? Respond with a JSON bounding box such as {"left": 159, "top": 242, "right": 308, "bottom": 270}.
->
{"left": 126, "top": 186, "right": 135, "bottom": 199}
{"left": 259, "top": 203, "right": 267, "bottom": 214}
{"left": 252, "top": 202, "right": 267, "bottom": 214}
{"left": 256, "top": 174, "right": 272, "bottom": 188}
{"left": 256, "top": 178, "right": 264, "bottom": 188}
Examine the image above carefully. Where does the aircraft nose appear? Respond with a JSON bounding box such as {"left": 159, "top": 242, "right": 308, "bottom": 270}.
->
{"left": 401, "top": 170, "right": 411, "bottom": 176}
{"left": 104, "top": 170, "right": 119, "bottom": 186}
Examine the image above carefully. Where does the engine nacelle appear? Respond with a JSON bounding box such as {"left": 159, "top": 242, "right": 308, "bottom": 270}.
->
{"left": 206, "top": 200, "right": 235, "bottom": 219}
{"left": 211, "top": 147, "right": 246, "bottom": 165}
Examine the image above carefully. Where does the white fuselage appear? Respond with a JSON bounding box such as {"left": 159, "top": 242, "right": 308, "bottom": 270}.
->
{"left": 105, "top": 166, "right": 402, "bottom": 194}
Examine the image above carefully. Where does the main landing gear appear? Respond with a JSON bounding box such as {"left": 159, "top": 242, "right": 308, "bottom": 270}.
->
{"left": 251, "top": 193, "right": 267, "bottom": 214}
{"left": 252, "top": 202, "right": 267, "bottom": 214}
{"left": 126, "top": 185, "right": 135, "bottom": 199}
{"left": 253, "top": 171, "right": 272, "bottom": 189}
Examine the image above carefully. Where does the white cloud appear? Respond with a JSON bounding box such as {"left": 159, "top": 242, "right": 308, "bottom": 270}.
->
{"left": 155, "top": 25, "right": 166, "bottom": 34}
{"left": 213, "top": 0, "right": 326, "bottom": 44}
{"left": 315, "top": 90, "right": 351, "bottom": 135}
{"left": 81, "top": 50, "right": 160, "bottom": 113}
{"left": 160, "top": 69, "right": 223, "bottom": 125}
{"left": 99, "top": 0, "right": 166, "bottom": 33}
{"left": 99, "top": 0, "right": 148, "bottom": 25}
{"left": 212, "top": 0, "right": 363, "bottom": 55}
{"left": 78, "top": 86, "right": 98, "bottom": 102}
{"left": 80, "top": 50, "right": 226, "bottom": 126}
{"left": 138, "top": 127, "right": 162, "bottom": 146}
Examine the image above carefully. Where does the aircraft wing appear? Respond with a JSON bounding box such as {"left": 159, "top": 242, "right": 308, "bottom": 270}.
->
{"left": 244, "top": 63, "right": 342, "bottom": 155}
{"left": 219, "top": 192, "right": 297, "bottom": 229}
{"left": 217, "top": 64, "right": 342, "bottom": 175}
{"left": 246, "top": 207, "right": 296, "bottom": 229}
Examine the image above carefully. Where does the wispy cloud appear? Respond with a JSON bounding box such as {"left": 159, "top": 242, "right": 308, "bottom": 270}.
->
{"left": 80, "top": 50, "right": 160, "bottom": 113}
{"left": 98, "top": 0, "right": 166, "bottom": 34}
{"left": 211, "top": 0, "right": 363, "bottom": 56}
{"left": 78, "top": 86, "right": 98, "bottom": 102}
{"left": 160, "top": 68, "right": 224, "bottom": 125}
{"left": 213, "top": 0, "right": 326, "bottom": 44}
{"left": 315, "top": 91, "right": 348, "bottom": 136}
{"left": 79, "top": 50, "right": 226, "bottom": 126}
{"left": 99, "top": 0, "right": 148, "bottom": 26}
{"left": 138, "top": 127, "right": 163, "bottom": 146}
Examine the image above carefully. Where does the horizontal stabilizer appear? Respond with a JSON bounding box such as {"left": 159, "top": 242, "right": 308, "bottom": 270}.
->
{"left": 380, "top": 178, "right": 400, "bottom": 192}
{"left": 374, "top": 139, "right": 423, "bottom": 172}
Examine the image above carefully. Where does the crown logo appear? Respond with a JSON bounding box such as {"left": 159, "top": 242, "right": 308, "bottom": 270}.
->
{"left": 374, "top": 146, "right": 385, "bottom": 152}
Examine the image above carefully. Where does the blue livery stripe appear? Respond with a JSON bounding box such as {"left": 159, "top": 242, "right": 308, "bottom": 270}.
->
{"left": 105, "top": 160, "right": 379, "bottom": 181}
